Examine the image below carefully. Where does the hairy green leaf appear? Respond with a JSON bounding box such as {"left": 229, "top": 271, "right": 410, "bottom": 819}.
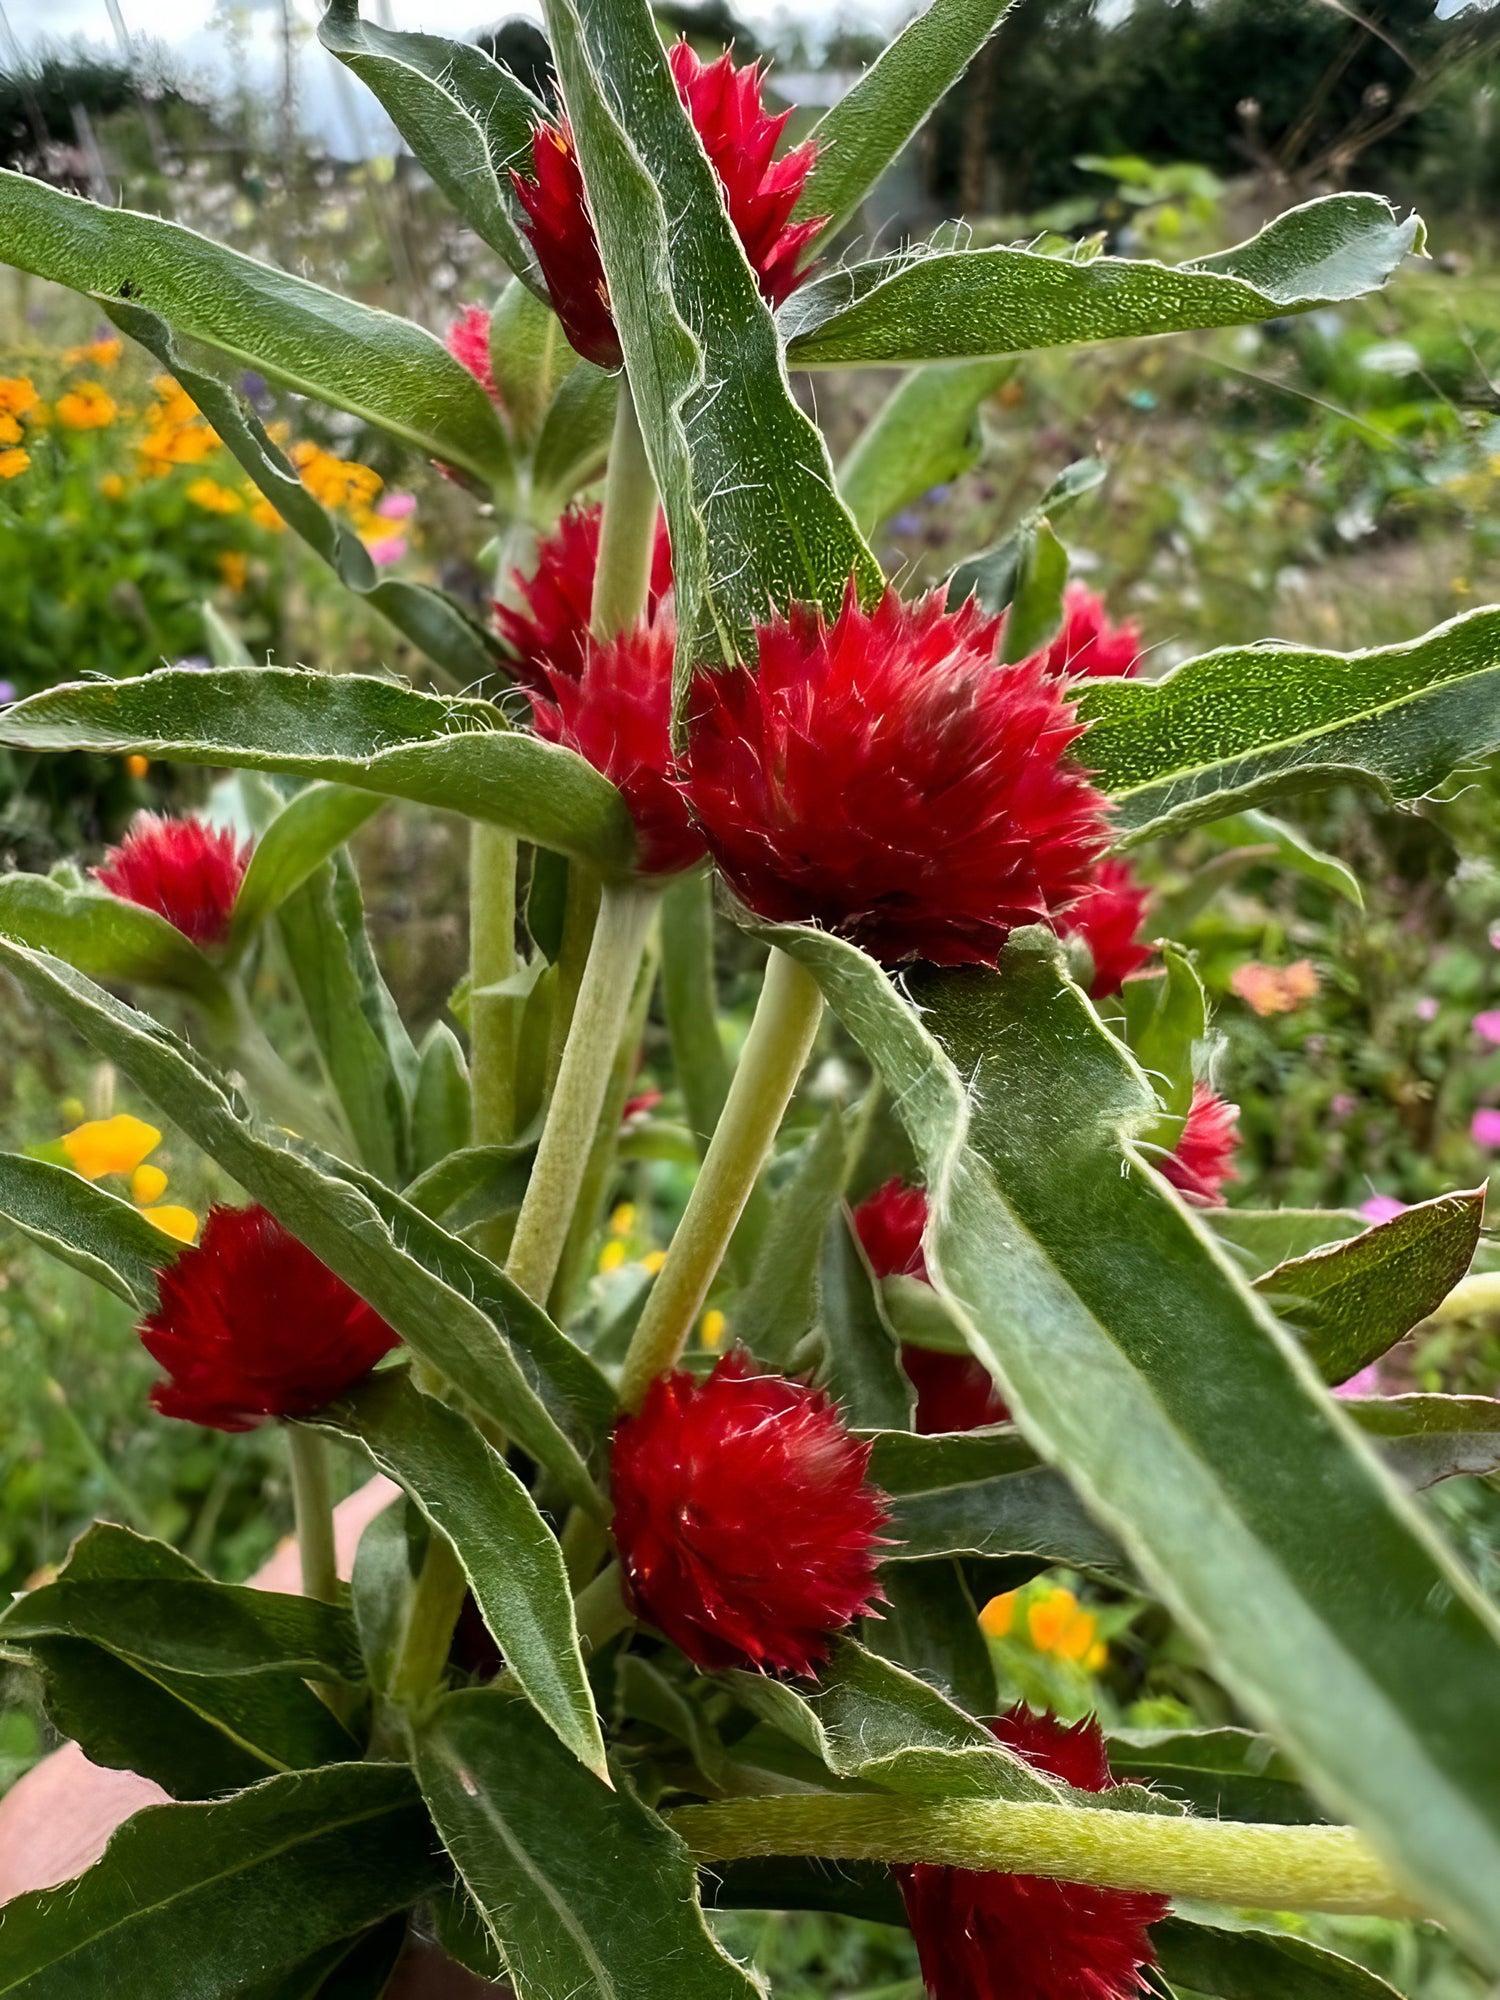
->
{"left": 1205, "top": 1206, "right": 1368, "bottom": 1276}
{"left": 838, "top": 359, "right": 1012, "bottom": 536}
{"left": 734, "top": 1109, "right": 845, "bottom": 1366}
{"left": 1154, "top": 1916, "right": 1403, "bottom": 1999}
{"left": 489, "top": 281, "right": 576, "bottom": 446}
{"left": 532, "top": 361, "right": 619, "bottom": 505}
{"left": 0, "top": 1152, "right": 174, "bottom": 1307}
{"left": 863, "top": 1561, "right": 995, "bottom": 1719}
{"left": 228, "top": 785, "right": 383, "bottom": 957}
{"left": 1346, "top": 1393, "right": 1500, "bottom": 1488}
{"left": 410, "top": 1024, "right": 473, "bottom": 1176}
{"left": 403, "top": 1141, "right": 534, "bottom": 1230}
{"left": 1106, "top": 1726, "right": 1322, "bottom": 1825}
{"left": 947, "top": 456, "right": 1107, "bottom": 614}
{"left": 0, "top": 870, "right": 231, "bottom": 1018}
{"left": 1203, "top": 808, "right": 1364, "bottom": 908}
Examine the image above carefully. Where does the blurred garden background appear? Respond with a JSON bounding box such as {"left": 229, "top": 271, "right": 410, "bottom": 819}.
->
{"left": 5, "top": 0, "right": 1500, "bottom": 1990}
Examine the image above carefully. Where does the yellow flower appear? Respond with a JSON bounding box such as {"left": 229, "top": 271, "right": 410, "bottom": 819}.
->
{"left": 0, "top": 377, "right": 38, "bottom": 419}
{"left": 218, "top": 549, "right": 248, "bottom": 592}
{"left": 700, "top": 1308, "right": 727, "bottom": 1348}
{"left": 142, "top": 1205, "right": 198, "bottom": 1244}
{"left": 598, "top": 1240, "right": 628, "bottom": 1274}
{"left": 99, "top": 472, "right": 126, "bottom": 500}
{"left": 608, "top": 1202, "right": 635, "bottom": 1237}
{"left": 141, "top": 422, "right": 217, "bottom": 468}
{"left": 0, "top": 447, "right": 30, "bottom": 481}
{"left": 56, "top": 382, "right": 117, "bottom": 430}
{"left": 291, "top": 439, "right": 382, "bottom": 513}
{"left": 249, "top": 495, "right": 286, "bottom": 533}
{"left": 0, "top": 414, "right": 20, "bottom": 446}
{"left": 186, "top": 476, "right": 243, "bottom": 515}
{"left": 62, "top": 1113, "right": 161, "bottom": 1180}
{"left": 65, "top": 337, "right": 122, "bottom": 369}
{"left": 1026, "top": 1585, "right": 1099, "bottom": 1662}
{"left": 979, "top": 1590, "right": 1017, "bottom": 1638}
{"left": 131, "top": 1163, "right": 169, "bottom": 1205}
{"left": 641, "top": 1249, "right": 667, "bottom": 1275}
{"left": 125, "top": 754, "right": 150, "bottom": 779}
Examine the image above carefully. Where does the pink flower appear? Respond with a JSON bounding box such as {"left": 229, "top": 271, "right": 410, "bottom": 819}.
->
{"left": 1415, "top": 997, "right": 1440, "bottom": 1023}
{"left": 363, "top": 534, "right": 407, "bottom": 568}
{"left": 1360, "top": 1194, "right": 1407, "bottom": 1224}
{"left": 376, "top": 491, "right": 417, "bottom": 521}
{"left": 1472, "top": 1109, "right": 1500, "bottom": 1149}
{"left": 1333, "top": 1362, "right": 1384, "bottom": 1400}
{"left": 1474, "top": 1010, "right": 1500, "bottom": 1047}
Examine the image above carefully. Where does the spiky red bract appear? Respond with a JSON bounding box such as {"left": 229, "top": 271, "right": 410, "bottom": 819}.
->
{"left": 494, "top": 502, "right": 673, "bottom": 691}
{"left": 445, "top": 305, "right": 500, "bottom": 401}
{"left": 609, "top": 1348, "right": 888, "bottom": 1674}
{"left": 1064, "top": 856, "right": 1153, "bottom": 997}
{"left": 853, "top": 1176, "right": 929, "bottom": 1280}
{"left": 513, "top": 43, "right": 822, "bottom": 365}
{"left": 93, "top": 812, "right": 250, "bottom": 947}
{"left": 896, "top": 1706, "right": 1169, "bottom": 2000}
{"left": 1030, "top": 585, "right": 1143, "bottom": 681}
{"left": 683, "top": 585, "right": 1111, "bottom": 967}
{"left": 529, "top": 615, "right": 705, "bottom": 876}
{"left": 1160, "top": 1085, "right": 1241, "bottom": 1207}
{"left": 138, "top": 1205, "right": 400, "bottom": 1432}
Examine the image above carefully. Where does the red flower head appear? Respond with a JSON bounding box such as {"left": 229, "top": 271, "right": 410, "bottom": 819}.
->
{"left": 93, "top": 812, "right": 250, "bottom": 948}
{"left": 139, "top": 1205, "right": 400, "bottom": 1432}
{"left": 445, "top": 304, "right": 500, "bottom": 402}
{"left": 495, "top": 502, "right": 674, "bottom": 692}
{"left": 1160, "top": 1084, "right": 1240, "bottom": 1207}
{"left": 1028, "top": 584, "right": 1144, "bottom": 682}
{"left": 528, "top": 614, "right": 705, "bottom": 876}
{"left": 853, "top": 1176, "right": 929, "bottom": 1281}
{"left": 896, "top": 1706, "right": 1169, "bottom": 2000}
{"left": 1063, "top": 856, "right": 1153, "bottom": 998}
{"left": 683, "top": 585, "right": 1111, "bottom": 967}
{"left": 609, "top": 1348, "right": 888, "bottom": 1674}
{"left": 513, "top": 42, "right": 821, "bottom": 367}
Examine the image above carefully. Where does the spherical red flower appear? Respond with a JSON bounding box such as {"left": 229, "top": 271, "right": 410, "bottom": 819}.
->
{"left": 683, "top": 585, "right": 1111, "bottom": 967}
{"left": 853, "top": 1176, "right": 929, "bottom": 1281}
{"left": 512, "top": 42, "right": 821, "bottom": 366}
{"left": 896, "top": 1706, "right": 1169, "bottom": 2000}
{"left": 93, "top": 813, "right": 250, "bottom": 947}
{"left": 1063, "top": 856, "right": 1153, "bottom": 998}
{"left": 139, "top": 1204, "right": 400, "bottom": 1432}
{"left": 1159, "top": 1084, "right": 1240, "bottom": 1207}
{"left": 528, "top": 614, "right": 704, "bottom": 876}
{"left": 610, "top": 1348, "right": 888, "bottom": 1674}
{"left": 494, "top": 502, "right": 674, "bottom": 692}
{"left": 445, "top": 304, "right": 500, "bottom": 402}
{"left": 1026, "top": 584, "right": 1143, "bottom": 682}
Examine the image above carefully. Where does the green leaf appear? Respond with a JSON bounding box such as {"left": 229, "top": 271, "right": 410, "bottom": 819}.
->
{"left": 227, "top": 785, "right": 383, "bottom": 958}
{"left": 1154, "top": 1916, "right": 1403, "bottom": 1999}
{"left": 0, "top": 668, "right": 638, "bottom": 875}
{"left": 783, "top": 195, "right": 1422, "bottom": 366}
{"left": 660, "top": 871, "right": 733, "bottom": 1147}
{"left": 1346, "top": 1393, "right": 1500, "bottom": 1488}
{"left": 946, "top": 456, "right": 1107, "bottom": 614}
{"left": 318, "top": 0, "right": 545, "bottom": 285}
{"left": 1105, "top": 1726, "right": 1322, "bottom": 1825}
{"left": 1205, "top": 1206, "right": 1368, "bottom": 1276}
{"left": 883, "top": 1460, "right": 1129, "bottom": 1576}
{"left": 108, "top": 300, "right": 508, "bottom": 685}
{"left": 242, "top": 1920, "right": 409, "bottom": 2000}
{"left": 733, "top": 1109, "right": 845, "bottom": 1366}
{"left": 306, "top": 1369, "right": 605, "bottom": 1776}
{"left": 413, "top": 1688, "right": 761, "bottom": 1999}
{"left": 532, "top": 362, "right": 619, "bottom": 507}
{"left": 762, "top": 918, "right": 1500, "bottom": 1961}
{"left": 1080, "top": 606, "right": 1500, "bottom": 844}
{"left": 349, "top": 1495, "right": 412, "bottom": 1695}
{"left": 864, "top": 1425, "right": 1041, "bottom": 1494}
{"left": 838, "top": 359, "right": 1012, "bottom": 536}
{"left": 1202, "top": 809, "right": 1364, "bottom": 909}
{"left": 818, "top": 1211, "right": 915, "bottom": 1430}
{"left": 410, "top": 1024, "right": 473, "bottom": 1176}
{"left": 489, "top": 282, "right": 576, "bottom": 447}
{"left": 797, "top": 0, "right": 1017, "bottom": 238}
{"left": 0, "top": 1152, "right": 174, "bottom": 1307}
{"left": 403, "top": 1141, "right": 535, "bottom": 1231}
{"left": 1121, "top": 944, "right": 1206, "bottom": 1123}
{"left": 541, "top": 0, "right": 880, "bottom": 688}
{"left": 997, "top": 515, "right": 1067, "bottom": 661}
{"left": 700, "top": 1856, "right": 903, "bottom": 1926}
{"left": 0, "top": 168, "right": 513, "bottom": 486}
{"left": 0, "top": 871, "right": 231, "bottom": 1018}
{"left": 1256, "top": 1189, "right": 1484, "bottom": 1384}
{"left": 863, "top": 1561, "right": 995, "bottom": 1720}
{"left": 0, "top": 1764, "right": 443, "bottom": 1998}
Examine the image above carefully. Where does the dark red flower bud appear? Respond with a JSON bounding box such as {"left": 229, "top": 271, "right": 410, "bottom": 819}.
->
{"left": 494, "top": 501, "right": 674, "bottom": 692}
{"left": 445, "top": 304, "right": 500, "bottom": 402}
{"left": 93, "top": 813, "right": 250, "bottom": 947}
{"left": 683, "top": 584, "right": 1111, "bottom": 967}
{"left": 853, "top": 1176, "right": 929, "bottom": 1281}
{"left": 896, "top": 1706, "right": 1169, "bottom": 2000}
{"left": 139, "top": 1204, "right": 400, "bottom": 1432}
{"left": 610, "top": 1348, "right": 888, "bottom": 1675}
{"left": 1063, "top": 855, "right": 1153, "bottom": 997}
{"left": 1160, "top": 1084, "right": 1240, "bottom": 1207}
{"left": 512, "top": 42, "right": 822, "bottom": 366}
{"left": 1024, "top": 584, "right": 1143, "bottom": 681}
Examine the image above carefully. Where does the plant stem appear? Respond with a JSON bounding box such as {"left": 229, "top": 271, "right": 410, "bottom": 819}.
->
{"left": 506, "top": 880, "right": 661, "bottom": 1304}
{"left": 286, "top": 1425, "right": 338, "bottom": 1605}
{"left": 469, "top": 821, "right": 519, "bottom": 1149}
{"left": 668, "top": 1796, "right": 1416, "bottom": 1919}
{"left": 387, "top": 1529, "right": 469, "bottom": 1713}
{"left": 618, "top": 947, "right": 824, "bottom": 1411}
{"left": 572, "top": 1560, "right": 634, "bottom": 1656}
{"left": 590, "top": 380, "right": 658, "bottom": 640}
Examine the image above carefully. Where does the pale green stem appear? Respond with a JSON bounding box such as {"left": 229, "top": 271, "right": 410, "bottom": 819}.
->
{"left": 669, "top": 1796, "right": 1416, "bottom": 1919}
{"left": 469, "top": 821, "right": 519, "bottom": 1150}
{"left": 286, "top": 1426, "right": 339, "bottom": 1605}
{"left": 572, "top": 1560, "right": 634, "bottom": 1656}
{"left": 590, "top": 381, "right": 658, "bottom": 641}
{"left": 545, "top": 866, "right": 601, "bottom": 1097}
{"left": 507, "top": 880, "right": 661, "bottom": 1305}
{"left": 618, "top": 948, "right": 824, "bottom": 1412}
{"left": 386, "top": 1531, "right": 468, "bottom": 1714}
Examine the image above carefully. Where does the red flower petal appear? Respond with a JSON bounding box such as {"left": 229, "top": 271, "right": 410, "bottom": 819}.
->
{"left": 1062, "top": 855, "right": 1153, "bottom": 997}
{"left": 1160, "top": 1084, "right": 1241, "bottom": 1207}
{"left": 853, "top": 1176, "right": 929, "bottom": 1280}
{"left": 495, "top": 501, "right": 673, "bottom": 692}
{"left": 610, "top": 1348, "right": 888, "bottom": 1674}
{"left": 138, "top": 1205, "right": 400, "bottom": 1431}
{"left": 93, "top": 813, "right": 250, "bottom": 947}
{"left": 683, "top": 583, "right": 1111, "bottom": 967}
{"left": 1020, "top": 584, "right": 1144, "bottom": 681}
{"left": 445, "top": 304, "right": 501, "bottom": 402}
{"left": 511, "top": 123, "right": 623, "bottom": 370}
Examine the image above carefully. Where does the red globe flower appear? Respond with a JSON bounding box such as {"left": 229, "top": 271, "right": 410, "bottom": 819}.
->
{"left": 1063, "top": 856, "right": 1153, "bottom": 998}
{"left": 513, "top": 41, "right": 822, "bottom": 367}
{"left": 896, "top": 1706, "right": 1169, "bottom": 2000}
{"left": 609, "top": 1348, "right": 888, "bottom": 1674}
{"left": 445, "top": 304, "right": 500, "bottom": 402}
{"left": 93, "top": 813, "right": 250, "bottom": 947}
{"left": 139, "top": 1204, "right": 401, "bottom": 1432}
{"left": 1159, "top": 1085, "right": 1240, "bottom": 1207}
{"left": 853, "top": 1176, "right": 929, "bottom": 1281}
{"left": 1025, "top": 584, "right": 1143, "bottom": 681}
{"left": 529, "top": 614, "right": 705, "bottom": 877}
{"left": 682, "top": 585, "right": 1111, "bottom": 967}
{"left": 495, "top": 502, "right": 674, "bottom": 692}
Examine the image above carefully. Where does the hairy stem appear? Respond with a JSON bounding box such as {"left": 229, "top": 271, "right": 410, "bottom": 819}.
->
{"left": 669, "top": 1795, "right": 1416, "bottom": 1919}
{"left": 572, "top": 1560, "right": 634, "bottom": 1656}
{"left": 386, "top": 1530, "right": 468, "bottom": 1714}
{"left": 590, "top": 380, "right": 658, "bottom": 640}
{"left": 618, "top": 947, "right": 824, "bottom": 1410}
{"left": 286, "top": 1426, "right": 339, "bottom": 1605}
{"left": 469, "top": 821, "right": 519, "bottom": 1150}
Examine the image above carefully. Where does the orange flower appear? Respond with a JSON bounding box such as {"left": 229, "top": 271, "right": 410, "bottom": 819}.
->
{"left": 249, "top": 495, "right": 286, "bottom": 533}
{"left": 0, "top": 414, "right": 21, "bottom": 447}
{"left": 62, "top": 1114, "right": 161, "bottom": 1180}
{"left": 186, "top": 477, "right": 242, "bottom": 515}
{"left": 65, "top": 336, "right": 123, "bottom": 369}
{"left": 218, "top": 550, "right": 248, "bottom": 592}
{"left": 100, "top": 472, "right": 126, "bottom": 500}
{"left": 140, "top": 1205, "right": 199, "bottom": 1244}
{"left": 1230, "top": 958, "right": 1320, "bottom": 1017}
{"left": 56, "top": 382, "right": 117, "bottom": 430}
{"left": 0, "top": 447, "right": 29, "bottom": 481}
{"left": 0, "top": 377, "right": 38, "bottom": 419}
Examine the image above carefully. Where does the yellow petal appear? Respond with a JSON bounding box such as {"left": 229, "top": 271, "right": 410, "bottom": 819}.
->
{"left": 1026, "top": 1586, "right": 1078, "bottom": 1655}
{"left": 641, "top": 1249, "right": 667, "bottom": 1275}
{"left": 700, "top": 1309, "right": 727, "bottom": 1349}
{"left": 131, "top": 1163, "right": 169, "bottom": 1205}
{"left": 142, "top": 1205, "right": 198, "bottom": 1244}
{"left": 608, "top": 1202, "right": 636, "bottom": 1237}
{"left": 979, "top": 1590, "right": 1017, "bottom": 1638}
{"left": 597, "top": 1240, "right": 628, "bottom": 1274}
{"left": 1085, "top": 1641, "right": 1109, "bottom": 1673}
{"left": 62, "top": 1114, "right": 161, "bottom": 1180}
{"left": 1055, "top": 1607, "right": 1099, "bottom": 1662}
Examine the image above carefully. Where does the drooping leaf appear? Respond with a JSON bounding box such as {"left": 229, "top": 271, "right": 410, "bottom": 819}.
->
{"left": 0, "top": 1152, "right": 174, "bottom": 1307}
{"left": 838, "top": 359, "right": 1012, "bottom": 536}
{"left": 1202, "top": 808, "right": 1364, "bottom": 908}
{"left": 414, "top": 1688, "right": 762, "bottom": 1999}
{"left": 782, "top": 195, "right": 1422, "bottom": 365}
{"left": 306, "top": 1369, "right": 605, "bottom": 1776}
{"left": 946, "top": 456, "right": 1107, "bottom": 614}
{"left": 0, "top": 669, "right": 638, "bottom": 875}
{"left": 0, "top": 870, "right": 231, "bottom": 1019}
{"left": 1346, "top": 1393, "right": 1500, "bottom": 1488}
{"left": 863, "top": 1560, "right": 995, "bottom": 1719}
{"left": 403, "top": 1141, "right": 535, "bottom": 1231}
{"left": 1154, "top": 1916, "right": 1404, "bottom": 1999}
{"left": 227, "top": 784, "right": 383, "bottom": 957}
{"left": 1205, "top": 1206, "right": 1368, "bottom": 1276}
{"left": 1105, "top": 1726, "right": 1322, "bottom": 1825}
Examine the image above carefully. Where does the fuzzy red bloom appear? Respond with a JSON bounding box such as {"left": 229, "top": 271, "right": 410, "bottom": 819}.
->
{"left": 853, "top": 1176, "right": 929, "bottom": 1281}
{"left": 139, "top": 1205, "right": 400, "bottom": 1432}
{"left": 1160, "top": 1084, "right": 1241, "bottom": 1207}
{"left": 896, "top": 1706, "right": 1169, "bottom": 2000}
{"left": 610, "top": 1348, "right": 888, "bottom": 1674}
{"left": 683, "top": 585, "right": 1111, "bottom": 967}
{"left": 93, "top": 812, "right": 250, "bottom": 947}
{"left": 494, "top": 502, "right": 674, "bottom": 691}
{"left": 528, "top": 614, "right": 704, "bottom": 876}
{"left": 445, "top": 304, "right": 499, "bottom": 401}
{"left": 1028, "top": 584, "right": 1143, "bottom": 681}
{"left": 1063, "top": 856, "right": 1153, "bottom": 998}
{"left": 513, "top": 42, "right": 821, "bottom": 366}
